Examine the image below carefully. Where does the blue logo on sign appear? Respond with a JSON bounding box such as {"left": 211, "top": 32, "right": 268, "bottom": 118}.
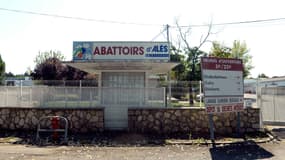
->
{"left": 145, "top": 45, "right": 169, "bottom": 58}
{"left": 73, "top": 42, "right": 93, "bottom": 60}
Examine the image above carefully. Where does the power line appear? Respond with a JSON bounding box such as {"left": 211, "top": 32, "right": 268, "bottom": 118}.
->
{"left": 151, "top": 27, "right": 166, "bottom": 41}
{"left": 1, "top": 7, "right": 285, "bottom": 28}
{"left": 0, "top": 7, "right": 162, "bottom": 27}
{"left": 177, "top": 17, "right": 285, "bottom": 28}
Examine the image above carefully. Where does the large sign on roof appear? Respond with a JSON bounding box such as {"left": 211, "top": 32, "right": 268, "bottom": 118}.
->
{"left": 201, "top": 57, "right": 244, "bottom": 114}
{"left": 73, "top": 41, "right": 169, "bottom": 61}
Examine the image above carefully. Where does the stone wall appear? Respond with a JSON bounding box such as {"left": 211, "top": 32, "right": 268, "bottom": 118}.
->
{"left": 0, "top": 107, "right": 260, "bottom": 135}
{"left": 128, "top": 107, "right": 260, "bottom": 135}
{"left": 0, "top": 108, "right": 104, "bottom": 133}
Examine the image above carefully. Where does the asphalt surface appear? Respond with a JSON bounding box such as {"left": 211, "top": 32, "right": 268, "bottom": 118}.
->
{"left": 0, "top": 140, "right": 284, "bottom": 160}
{"left": 0, "top": 126, "right": 284, "bottom": 160}
{"left": 0, "top": 140, "right": 285, "bottom": 160}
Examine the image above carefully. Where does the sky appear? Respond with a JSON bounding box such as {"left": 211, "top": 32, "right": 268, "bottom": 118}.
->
{"left": 0, "top": 0, "right": 285, "bottom": 78}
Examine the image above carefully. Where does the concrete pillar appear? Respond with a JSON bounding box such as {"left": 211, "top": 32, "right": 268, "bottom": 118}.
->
{"left": 145, "top": 71, "right": 149, "bottom": 106}
{"left": 98, "top": 72, "right": 102, "bottom": 105}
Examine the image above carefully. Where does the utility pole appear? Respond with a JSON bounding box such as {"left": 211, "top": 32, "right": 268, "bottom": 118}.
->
{"left": 166, "top": 24, "right": 172, "bottom": 107}
{"left": 166, "top": 24, "right": 170, "bottom": 53}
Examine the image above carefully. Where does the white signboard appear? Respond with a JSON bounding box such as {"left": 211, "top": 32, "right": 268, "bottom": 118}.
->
{"left": 201, "top": 57, "right": 244, "bottom": 114}
{"left": 73, "top": 41, "right": 169, "bottom": 61}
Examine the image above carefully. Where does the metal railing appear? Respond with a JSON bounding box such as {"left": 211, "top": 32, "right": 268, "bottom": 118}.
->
{"left": 0, "top": 80, "right": 205, "bottom": 108}
{"left": 0, "top": 86, "right": 166, "bottom": 108}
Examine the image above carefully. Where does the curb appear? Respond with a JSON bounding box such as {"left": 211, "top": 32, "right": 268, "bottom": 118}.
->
{"left": 264, "top": 127, "right": 282, "bottom": 142}
{"left": 165, "top": 137, "right": 272, "bottom": 145}
{"left": 166, "top": 129, "right": 280, "bottom": 145}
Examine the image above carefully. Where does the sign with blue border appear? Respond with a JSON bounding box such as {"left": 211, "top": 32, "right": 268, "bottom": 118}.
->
{"left": 73, "top": 41, "right": 169, "bottom": 61}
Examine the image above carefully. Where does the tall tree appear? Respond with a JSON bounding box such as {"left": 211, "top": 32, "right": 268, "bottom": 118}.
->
{"left": 232, "top": 40, "right": 253, "bottom": 77}
{"left": 209, "top": 40, "right": 253, "bottom": 78}
{"left": 184, "top": 47, "right": 207, "bottom": 81}
{"left": 34, "top": 50, "right": 65, "bottom": 65}
{"left": 174, "top": 20, "right": 212, "bottom": 104}
{"left": 170, "top": 45, "right": 187, "bottom": 81}
{"left": 0, "top": 54, "right": 5, "bottom": 85}
{"left": 210, "top": 41, "right": 231, "bottom": 58}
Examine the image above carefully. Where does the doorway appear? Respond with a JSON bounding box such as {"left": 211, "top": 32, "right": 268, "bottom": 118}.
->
{"left": 101, "top": 72, "right": 145, "bottom": 130}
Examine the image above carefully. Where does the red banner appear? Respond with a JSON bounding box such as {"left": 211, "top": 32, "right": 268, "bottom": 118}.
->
{"left": 206, "top": 104, "right": 244, "bottom": 114}
{"left": 201, "top": 57, "right": 243, "bottom": 71}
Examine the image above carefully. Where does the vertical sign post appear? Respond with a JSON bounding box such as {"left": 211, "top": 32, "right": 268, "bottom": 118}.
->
{"left": 201, "top": 57, "right": 244, "bottom": 144}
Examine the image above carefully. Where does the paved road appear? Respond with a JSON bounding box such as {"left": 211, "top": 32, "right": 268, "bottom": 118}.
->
{"left": 0, "top": 141, "right": 284, "bottom": 160}
{"left": 266, "top": 125, "right": 285, "bottom": 140}
{"left": 0, "top": 126, "right": 284, "bottom": 160}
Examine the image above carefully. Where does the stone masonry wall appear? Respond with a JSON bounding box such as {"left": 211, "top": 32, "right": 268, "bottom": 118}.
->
{"left": 0, "top": 108, "right": 104, "bottom": 133}
{"left": 128, "top": 107, "right": 260, "bottom": 135}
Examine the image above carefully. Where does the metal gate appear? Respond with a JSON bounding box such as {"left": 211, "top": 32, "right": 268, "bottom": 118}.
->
{"left": 102, "top": 72, "right": 145, "bottom": 130}
{"left": 260, "top": 87, "right": 285, "bottom": 125}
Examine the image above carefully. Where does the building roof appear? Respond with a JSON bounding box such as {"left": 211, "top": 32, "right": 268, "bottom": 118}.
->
{"left": 64, "top": 61, "right": 179, "bottom": 74}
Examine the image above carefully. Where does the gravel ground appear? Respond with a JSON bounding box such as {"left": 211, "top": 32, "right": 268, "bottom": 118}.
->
{"left": 0, "top": 129, "right": 284, "bottom": 160}
{"left": 0, "top": 141, "right": 284, "bottom": 160}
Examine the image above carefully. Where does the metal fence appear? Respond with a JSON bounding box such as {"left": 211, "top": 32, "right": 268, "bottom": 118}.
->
{"left": 247, "top": 77, "right": 285, "bottom": 125}
{"left": 0, "top": 80, "right": 204, "bottom": 108}
{"left": 3, "top": 79, "right": 281, "bottom": 122}
{"left": 260, "top": 86, "right": 285, "bottom": 124}
{"left": 0, "top": 86, "right": 166, "bottom": 108}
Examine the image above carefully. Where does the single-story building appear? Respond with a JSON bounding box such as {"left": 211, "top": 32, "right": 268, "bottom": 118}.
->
{"left": 64, "top": 41, "right": 178, "bottom": 130}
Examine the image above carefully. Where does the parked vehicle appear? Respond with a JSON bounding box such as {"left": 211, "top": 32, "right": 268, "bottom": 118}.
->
{"left": 196, "top": 93, "right": 204, "bottom": 102}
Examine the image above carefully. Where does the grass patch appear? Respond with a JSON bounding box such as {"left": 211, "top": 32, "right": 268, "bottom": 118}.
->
{"left": 171, "top": 101, "right": 205, "bottom": 107}
{"left": 0, "top": 137, "right": 22, "bottom": 143}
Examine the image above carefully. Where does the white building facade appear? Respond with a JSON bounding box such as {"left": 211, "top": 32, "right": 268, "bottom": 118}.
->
{"left": 65, "top": 41, "right": 178, "bottom": 130}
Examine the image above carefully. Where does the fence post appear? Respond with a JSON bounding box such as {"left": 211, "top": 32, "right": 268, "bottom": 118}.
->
{"left": 164, "top": 87, "right": 167, "bottom": 107}
{"left": 40, "top": 88, "right": 44, "bottom": 107}
{"left": 20, "top": 80, "right": 23, "bottom": 99}
{"left": 20, "top": 80, "right": 23, "bottom": 106}
{"left": 273, "top": 87, "right": 276, "bottom": 122}
{"left": 78, "top": 80, "right": 82, "bottom": 107}
{"left": 30, "top": 87, "right": 32, "bottom": 107}
{"left": 168, "top": 72, "right": 172, "bottom": 107}
{"left": 64, "top": 81, "right": 67, "bottom": 108}
{"left": 80, "top": 80, "right": 82, "bottom": 103}
{"left": 257, "top": 79, "right": 264, "bottom": 129}
{"left": 6, "top": 87, "right": 8, "bottom": 106}
{"left": 199, "top": 80, "right": 202, "bottom": 107}
{"left": 89, "top": 89, "right": 92, "bottom": 108}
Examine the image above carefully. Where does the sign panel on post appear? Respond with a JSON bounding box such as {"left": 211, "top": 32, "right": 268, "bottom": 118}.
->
{"left": 201, "top": 57, "right": 244, "bottom": 114}
{"left": 72, "top": 41, "right": 169, "bottom": 61}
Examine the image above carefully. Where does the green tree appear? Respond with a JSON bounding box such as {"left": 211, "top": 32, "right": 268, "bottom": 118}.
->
{"left": 5, "top": 72, "right": 14, "bottom": 77}
{"left": 258, "top": 73, "right": 269, "bottom": 78}
{"left": 232, "top": 40, "right": 253, "bottom": 77}
{"left": 184, "top": 47, "right": 207, "bottom": 81}
{"left": 210, "top": 41, "right": 231, "bottom": 58}
{"left": 170, "top": 46, "right": 187, "bottom": 81}
{"left": 209, "top": 40, "right": 253, "bottom": 78}
{"left": 174, "top": 19, "right": 212, "bottom": 104}
{"left": 0, "top": 54, "right": 5, "bottom": 85}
